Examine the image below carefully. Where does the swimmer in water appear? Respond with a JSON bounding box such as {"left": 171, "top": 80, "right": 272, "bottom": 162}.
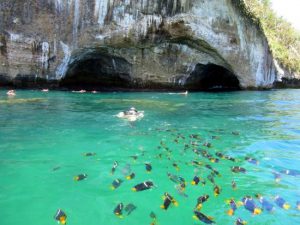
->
{"left": 6, "top": 90, "right": 16, "bottom": 96}
{"left": 116, "top": 107, "right": 144, "bottom": 122}
{"left": 54, "top": 209, "right": 67, "bottom": 224}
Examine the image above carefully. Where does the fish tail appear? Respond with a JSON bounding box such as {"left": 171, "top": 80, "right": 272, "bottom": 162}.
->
{"left": 131, "top": 188, "right": 137, "bottom": 192}
{"left": 160, "top": 205, "right": 165, "bottom": 209}
{"left": 227, "top": 209, "right": 234, "bottom": 216}
{"left": 173, "top": 200, "right": 179, "bottom": 207}
{"left": 191, "top": 181, "right": 196, "bottom": 185}
{"left": 283, "top": 203, "right": 290, "bottom": 210}
{"left": 192, "top": 215, "right": 198, "bottom": 220}
{"left": 253, "top": 208, "right": 262, "bottom": 215}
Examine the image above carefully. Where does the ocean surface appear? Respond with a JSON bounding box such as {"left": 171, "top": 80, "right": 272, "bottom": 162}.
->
{"left": 0, "top": 89, "right": 300, "bottom": 225}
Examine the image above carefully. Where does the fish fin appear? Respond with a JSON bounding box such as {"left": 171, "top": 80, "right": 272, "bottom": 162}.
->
{"left": 191, "top": 181, "right": 196, "bottom": 185}
{"left": 110, "top": 186, "right": 115, "bottom": 190}
{"left": 253, "top": 208, "right": 262, "bottom": 215}
{"left": 160, "top": 205, "right": 165, "bottom": 209}
{"left": 192, "top": 215, "right": 198, "bottom": 220}
{"left": 131, "top": 188, "right": 136, "bottom": 192}
{"left": 126, "top": 176, "right": 131, "bottom": 180}
{"left": 225, "top": 199, "right": 231, "bottom": 204}
{"left": 74, "top": 176, "right": 79, "bottom": 181}
{"left": 283, "top": 203, "right": 290, "bottom": 210}
{"left": 227, "top": 209, "right": 234, "bottom": 216}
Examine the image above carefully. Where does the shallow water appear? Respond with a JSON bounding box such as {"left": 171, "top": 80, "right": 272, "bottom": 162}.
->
{"left": 0, "top": 90, "right": 300, "bottom": 225}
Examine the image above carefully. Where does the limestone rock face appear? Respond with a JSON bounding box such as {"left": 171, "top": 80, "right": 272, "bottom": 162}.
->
{"left": 0, "top": 0, "right": 289, "bottom": 90}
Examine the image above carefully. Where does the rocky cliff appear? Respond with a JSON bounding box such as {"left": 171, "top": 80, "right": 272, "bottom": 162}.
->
{"left": 0, "top": 0, "right": 292, "bottom": 90}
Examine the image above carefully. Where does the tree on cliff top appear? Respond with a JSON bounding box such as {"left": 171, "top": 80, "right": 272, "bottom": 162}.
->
{"left": 244, "top": 0, "right": 300, "bottom": 74}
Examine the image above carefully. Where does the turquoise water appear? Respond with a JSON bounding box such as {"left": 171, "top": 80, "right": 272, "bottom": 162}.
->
{"left": 0, "top": 90, "right": 300, "bottom": 225}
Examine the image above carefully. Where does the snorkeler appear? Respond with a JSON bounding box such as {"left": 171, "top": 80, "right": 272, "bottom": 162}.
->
{"left": 116, "top": 107, "right": 144, "bottom": 122}
{"left": 132, "top": 181, "right": 154, "bottom": 191}
{"left": 54, "top": 209, "right": 67, "bottom": 224}
{"left": 6, "top": 90, "right": 16, "bottom": 96}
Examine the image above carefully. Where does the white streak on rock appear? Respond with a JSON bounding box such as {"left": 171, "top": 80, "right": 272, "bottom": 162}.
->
{"left": 56, "top": 41, "right": 71, "bottom": 79}
{"left": 41, "top": 42, "right": 49, "bottom": 69}
{"left": 95, "top": 0, "right": 108, "bottom": 25}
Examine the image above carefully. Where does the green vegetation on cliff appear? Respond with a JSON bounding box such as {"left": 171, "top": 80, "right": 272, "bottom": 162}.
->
{"left": 241, "top": 0, "right": 300, "bottom": 73}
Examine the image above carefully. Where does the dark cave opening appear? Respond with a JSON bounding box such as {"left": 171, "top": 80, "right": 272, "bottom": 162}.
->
{"left": 60, "top": 52, "right": 132, "bottom": 90}
{"left": 185, "top": 63, "right": 240, "bottom": 91}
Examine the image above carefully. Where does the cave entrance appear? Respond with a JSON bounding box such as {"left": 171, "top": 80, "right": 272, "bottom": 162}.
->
{"left": 60, "top": 51, "right": 132, "bottom": 90}
{"left": 185, "top": 63, "right": 240, "bottom": 91}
